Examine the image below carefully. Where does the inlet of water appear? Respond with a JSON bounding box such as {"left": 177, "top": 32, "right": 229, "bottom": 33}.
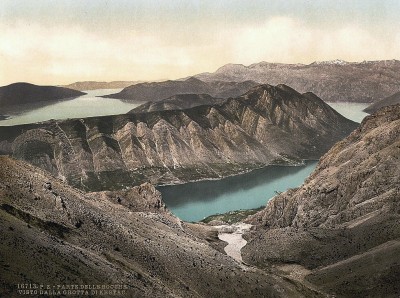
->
{"left": 158, "top": 161, "right": 318, "bottom": 222}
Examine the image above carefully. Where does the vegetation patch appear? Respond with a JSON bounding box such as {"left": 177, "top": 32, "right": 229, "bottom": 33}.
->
{"left": 201, "top": 206, "right": 264, "bottom": 224}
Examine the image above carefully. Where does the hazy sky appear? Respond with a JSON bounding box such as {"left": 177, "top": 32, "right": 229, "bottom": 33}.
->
{"left": 1, "top": 0, "right": 400, "bottom": 85}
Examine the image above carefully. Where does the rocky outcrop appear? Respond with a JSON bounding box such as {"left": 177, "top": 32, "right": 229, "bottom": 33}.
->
{"left": 0, "top": 84, "right": 357, "bottom": 191}
{"left": 194, "top": 60, "right": 400, "bottom": 103}
{"left": 129, "top": 94, "right": 226, "bottom": 113}
{"left": 243, "top": 104, "right": 400, "bottom": 297}
{"left": 364, "top": 90, "right": 400, "bottom": 114}
{"left": 0, "top": 155, "right": 319, "bottom": 297}
{"left": 102, "top": 77, "right": 259, "bottom": 102}
{"left": 61, "top": 80, "right": 143, "bottom": 91}
{"left": 0, "top": 82, "right": 86, "bottom": 109}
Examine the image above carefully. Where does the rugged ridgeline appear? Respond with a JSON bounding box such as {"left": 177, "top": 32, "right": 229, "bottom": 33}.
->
{"left": 0, "top": 156, "right": 319, "bottom": 297}
{"left": 193, "top": 60, "right": 400, "bottom": 103}
{"left": 129, "top": 94, "right": 226, "bottom": 113}
{"left": 243, "top": 105, "right": 400, "bottom": 297}
{"left": 364, "top": 90, "right": 400, "bottom": 114}
{"left": 102, "top": 77, "right": 259, "bottom": 102}
{"left": 0, "top": 84, "right": 357, "bottom": 191}
{"left": 62, "top": 81, "right": 143, "bottom": 91}
{"left": 0, "top": 83, "right": 86, "bottom": 109}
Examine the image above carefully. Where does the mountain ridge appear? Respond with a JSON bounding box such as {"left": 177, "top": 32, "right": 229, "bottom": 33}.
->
{"left": 193, "top": 60, "right": 400, "bottom": 103}
{"left": 101, "top": 77, "right": 260, "bottom": 102}
{"left": 0, "top": 84, "right": 357, "bottom": 191}
{"left": 129, "top": 93, "right": 226, "bottom": 113}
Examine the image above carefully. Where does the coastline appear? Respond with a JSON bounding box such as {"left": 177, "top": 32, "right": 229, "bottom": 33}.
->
{"left": 155, "top": 159, "right": 316, "bottom": 188}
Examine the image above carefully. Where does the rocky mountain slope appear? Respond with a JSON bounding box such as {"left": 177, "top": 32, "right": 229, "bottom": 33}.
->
{"left": 102, "top": 77, "right": 259, "bottom": 102}
{"left": 62, "top": 81, "right": 143, "bottom": 91}
{"left": 129, "top": 94, "right": 226, "bottom": 113}
{"left": 0, "top": 155, "right": 320, "bottom": 297}
{"left": 0, "top": 84, "right": 357, "bottom": 191}
{"left": 0, "top": 83, "right": 86, "bottom": 109}
{"left": 243, "top": 104, "right": 400, "bottom": 297}
{"left": 364, "top": 90, "right": 400, "bottom": 114}
{"left": 193, "top": 60, "right": 400, "bottom": 103}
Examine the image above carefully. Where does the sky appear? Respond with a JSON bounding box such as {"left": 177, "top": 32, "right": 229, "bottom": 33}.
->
{"left": 1, "top": 0, "right": 400, "bottom": 86}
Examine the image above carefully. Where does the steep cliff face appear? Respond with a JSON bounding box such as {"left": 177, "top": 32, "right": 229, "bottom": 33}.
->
{"left": 0, "top": 156, "right": 318, "bottom": 297}
{"left": 102, "top": 77, "right": 259, "bottom": 101}
{"left": 243, "top": 105, "right": 400, "bottom": 297}
{"left": 0, "top": 84, "right": 357, "bottom": 191}
{"left": 194, "top": 60, "right": 400, "bottom": 103}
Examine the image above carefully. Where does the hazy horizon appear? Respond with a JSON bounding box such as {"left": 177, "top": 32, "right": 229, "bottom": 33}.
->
{"left": 1, "top": 0, "right": 400, "bottom": 86}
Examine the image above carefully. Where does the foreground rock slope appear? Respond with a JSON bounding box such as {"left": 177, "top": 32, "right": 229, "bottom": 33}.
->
{"left": 0, "top": 156, "right": 320, "bottom": 297}
{"left": 244, "top": 104, "right": 400, "bottom": 297}
{"left": 0, "top": 84, "right": 357, "bottom": 191}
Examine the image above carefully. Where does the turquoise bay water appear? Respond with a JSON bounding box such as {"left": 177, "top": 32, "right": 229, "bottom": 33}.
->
{"left": 0, "top": 89, "right": 143, "bottom": 126}
{"left": 158, "top": 162, "right": 317, "bottom": 222}
{"left": 159, "top": 102, "right": 368, "bottom": 222}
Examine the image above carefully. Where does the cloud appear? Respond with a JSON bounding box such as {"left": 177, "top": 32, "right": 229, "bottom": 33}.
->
{"left": 230, "top": 17, "right": 400, "bottom": 64}
{"left": 1, "top": 17, "right": 400, "bottom": 85}
{"left": 0, "top": 22, "right": 203, "bottom": 84}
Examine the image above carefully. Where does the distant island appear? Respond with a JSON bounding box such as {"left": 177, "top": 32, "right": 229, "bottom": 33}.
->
{"left": 61, "top": 81, "right": 144, "bottom": 91}
{"left": 0, "top": 82, "right": 86, "bottom": 110}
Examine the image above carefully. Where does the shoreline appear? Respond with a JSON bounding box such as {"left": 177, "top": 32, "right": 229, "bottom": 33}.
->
{"left": 156, "top": 159, "right": 317, "bottom": 188}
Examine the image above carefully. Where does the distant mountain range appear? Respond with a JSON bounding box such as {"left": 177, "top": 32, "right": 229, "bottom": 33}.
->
{"left": 364, "top": 90, "right": 400, "bottom": 114}
{"left": 0, "top": 84, "right": 356, "bottom": 191}
{"left": 61, "top": 80, "right": 144, "bottom": 91}
{"left": 99, "top": 60, "right": 400, "bottom": 104}
{"left": 0, "top": 82, "right": 85, "bottom": 109}
{"left": 191, "top": 60, "right": 400, "bottom": 103}
{"left": 102, "top": 78, "right": 259, "bottom": 102}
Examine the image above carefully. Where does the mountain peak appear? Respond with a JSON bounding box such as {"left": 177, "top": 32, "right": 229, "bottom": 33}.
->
{"left": 310, "top": 59, "right": 350, "bottom": 65}
{"left": 184, "top": 77, "right": 205, "bottom": 83}
{"left": 215, "top": 63, "right": 248, "bottom": 73}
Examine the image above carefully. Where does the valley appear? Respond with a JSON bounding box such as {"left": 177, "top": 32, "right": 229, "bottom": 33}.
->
{"left": 0, "top": 103, "right": 398, "bottom": 297}
{"left": 0, "top": 59, "right": 399, "bottom": 297}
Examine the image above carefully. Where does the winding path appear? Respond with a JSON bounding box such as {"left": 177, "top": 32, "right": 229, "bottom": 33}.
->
{"left": 216, "top": 223, "right": 252, "bottom": 262}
